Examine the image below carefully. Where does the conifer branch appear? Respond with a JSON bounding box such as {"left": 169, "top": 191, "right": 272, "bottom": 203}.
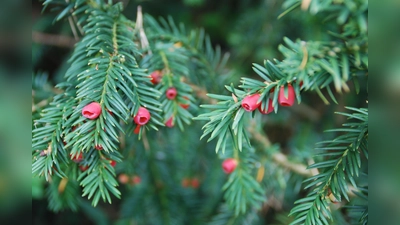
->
{"left": 289, "top": 107, "right": 368, "bottom": 225}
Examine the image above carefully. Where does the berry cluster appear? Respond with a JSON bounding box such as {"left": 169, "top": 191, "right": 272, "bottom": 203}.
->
{"left": 241, "top": 83, "right": 296, "bottom": 114}
{"left": 181, "top": 177, "right": 200, "bottom": 189}
{"left": 118, "top": 174, "right": 142, "bottom": 186}
{"left": 148, "top": 70, "right": 192, "bottom": 128}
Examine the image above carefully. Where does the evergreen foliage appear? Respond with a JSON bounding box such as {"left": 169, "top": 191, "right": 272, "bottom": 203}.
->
{"left": 32, "top": 0, "right": 368, "bottom": 224}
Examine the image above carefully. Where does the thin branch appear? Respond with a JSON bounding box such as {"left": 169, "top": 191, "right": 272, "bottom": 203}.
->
{"left": 32, "top": 99, "right": 50, "bottom": 112}
{"left": 32, "top": 31, "right": 76, "bottom": 48}
{"left": 248, "top": 125, "right": 313, "bottom": 177}
{"left": 135, "top": 6, "right": 152, "bottom": 54}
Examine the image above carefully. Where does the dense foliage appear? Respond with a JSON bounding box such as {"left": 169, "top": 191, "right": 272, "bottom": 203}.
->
{"left": 32, "top": 0, "right": 368, "bottom": 224}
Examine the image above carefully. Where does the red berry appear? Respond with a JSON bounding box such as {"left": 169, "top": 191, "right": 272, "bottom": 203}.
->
{"left": 191, "top": 178, "right": 200, "bottom": 188}
{"left": 70, "top": 152, "right": 83, "bottom": 163}
{"left": 165, "top": 116, "right": 174, "bottom": 128}
{"left": 131, "top": 175, "right": 141, "bottom": 185}
{"left": 95, "top": 145, "right": 103, "bottom": 150}
{"left": 278, "top": 84, "right": 295, "bottom": 107}
{"left": 222, "top": 158, "right": 238, "bottom": 174}
{"left": 134, "top": 107, "right": 151, "bottom": 125}
{"left": 110, "top": 160, "right": 117, "bottom": 167}
{"left": 133, "top": 125, "right": 141, "bottom": 134}
{"left": 149, "top": 70, "right": 162, "bottom": 85}
{"left": 181, "top": 178, "right": 190, "bottom": 188}
{"left": 82, "top": 102, "right": 102, "bottom": 120}
{"left": 79, "top": 165, "right": 89, "bottom": 172}
{"left": 241, "top": 94, "right": 261, "bottom": 112}
{"left": 118, "top": 174, "right": 129, "bottom": 184}
{"left": 258, "top": 99, "right": 274, "bottom": 114}
{"left": 179, "top": 96, "right": 190, "bottom": 109}
{"left": 166, "top": 87, "right": 177, "bottom": 100}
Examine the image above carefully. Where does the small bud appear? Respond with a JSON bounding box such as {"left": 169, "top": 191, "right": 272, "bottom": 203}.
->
{"left": 95, "top": 145, "right": 103, "bottom": 150}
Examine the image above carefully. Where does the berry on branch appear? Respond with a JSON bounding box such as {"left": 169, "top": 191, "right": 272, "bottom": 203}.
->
{"left": 131, "top": 175, "right": 141, "bottom": 185}
{"left": 165, "top": 116, "right": 174, "bottom": 128}
{"left": 258, "top": 99, "right": 274, "bottom": 114}
{"left": 222, "top": 158, "right": 238, "bottom": 174}
{"left": 149, "top": 70, "right": 163, "bottom": 85}
{"left": 166, "top": 87, "right": 177, "bottom": 100}
{"left": 95, "top": 145, "right": 103, "bottom": 150}
{"left": 191, "top": 178, "right": 200, "bottom": 188}
{"left": 241, "top": 94, "right": 261, "bottom": 112}
{"left": 110, "top": 160, "right": 117, "bottom": 167}
{"left": 134, "top": 107, "right": 151, "bottom": 125}
{"left": 118, "top": 174, "right": 129, "bottom": 184}
{"left": 82, "top": 102, "right": 102, "bottom": 120}
{"left": 278, "top": 84, "right": 295, "bottom": 107}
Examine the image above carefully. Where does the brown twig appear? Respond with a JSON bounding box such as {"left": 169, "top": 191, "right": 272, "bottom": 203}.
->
{"left": 248, "top": 125, "right": 313, "bottom": 177}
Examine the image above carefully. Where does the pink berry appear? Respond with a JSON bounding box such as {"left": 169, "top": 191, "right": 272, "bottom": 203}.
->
{"left": 165, "top": 116, "right": 174, "bottom": 128}
{"left": 241, "top": 94, "right": 261, "bottom": 112}
{"left": 110, "top": 160, "right": 116, "bottom": 167}
{"left": 191, "top": 178, "right": 200, "bottom": 188}
{"left": 278, "top": 84, "right": 295, "bottom": 107}
{"left": 258, "top": 99, "right": 274, "bottom": 114}
{"left": 222, "top": 158, "right": 238, "bottom": 174}
{"left": 82, "top": 102, "right": 102, "bottom": 120}
{"left": 149, "top": 70, "right": 162, "bottom": 85}
{"left": 134, "top": 107, "right": 151, "bottom": 125}
{"left": 166, "top": 87, "right": 177, "bottom": 100}
{"left": 118, "top": 174, "right": 129, "bottom": 184}
{"left": 131, "top": 175, "right": 141, "bottom": 185}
